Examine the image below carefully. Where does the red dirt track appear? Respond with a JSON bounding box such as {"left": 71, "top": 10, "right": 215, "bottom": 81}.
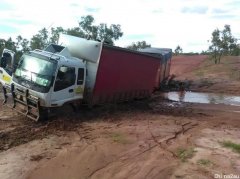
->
{"left": 171, "top": 55, "right": 208, "bottom": 77}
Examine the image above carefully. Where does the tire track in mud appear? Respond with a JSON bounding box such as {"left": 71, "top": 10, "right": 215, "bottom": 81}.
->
{"left": 165, "top": 122, "right": 198, "bottom": 144}
{"left": 0, "top": 118, "right": 89, "bottom": 152}
{"left": 87, "top": 141, "right": 176, "bottom": 178}
{"left": 147, "top": 119, "right": 198, "bottom": 157}
{"left": 87, "top": 119, "right": 199, "bottom": 178}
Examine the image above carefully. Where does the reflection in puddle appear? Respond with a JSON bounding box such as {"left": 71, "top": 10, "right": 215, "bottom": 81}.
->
{"left": 162, "top": 92, "right": 240, "bottom": 106}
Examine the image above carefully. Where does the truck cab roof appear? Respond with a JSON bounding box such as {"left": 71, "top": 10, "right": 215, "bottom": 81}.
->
{"left": 31, "top": 44, "right": 86, "bottom": 68}
{"left": 138, "top": 47, "right": 172, "bottom": 62}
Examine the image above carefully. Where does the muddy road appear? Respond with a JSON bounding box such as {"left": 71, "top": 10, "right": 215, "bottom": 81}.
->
{"left": 0, "top": 55, "right": 240, "bottom": 179}
{"left": 0, "top": 95, "right": 240, "bottom": 179}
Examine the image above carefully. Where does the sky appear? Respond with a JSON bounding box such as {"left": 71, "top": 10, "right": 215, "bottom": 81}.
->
{"left": 0, "top": 0, "right": 239, "bottom": 52}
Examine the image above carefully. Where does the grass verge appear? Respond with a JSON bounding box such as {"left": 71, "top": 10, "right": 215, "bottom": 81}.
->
{"left": 110, "top": 132, "right": 130, "bottom": 144}
{"left": 220, "top": 140, "right": 240, "bottom": 154}
{"left": 176, "top": 147, "right": 196, "bottom": 162}
{"left": 197, "top": 159, "right": 213, "bottom": 167}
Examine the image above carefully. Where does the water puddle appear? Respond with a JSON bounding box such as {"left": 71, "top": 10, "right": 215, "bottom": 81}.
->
{"left": 162, "top": 91, "right": 240, "bottom": 106}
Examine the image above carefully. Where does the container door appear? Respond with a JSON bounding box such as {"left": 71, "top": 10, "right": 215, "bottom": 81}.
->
{"left": 166, "top": 60, "right": 170, "bottom": 77}
{"left": 50, "top": 66, "right": 76, "bottom": 106}
{"left": 160, "top": 61, "right": 166, "bottom": 83}
{"left": 155, "top": 67, "right": 161, "bottom": 89}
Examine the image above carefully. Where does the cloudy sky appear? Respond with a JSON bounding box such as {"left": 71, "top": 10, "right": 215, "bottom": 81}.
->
{"left": 0, "top": 0, "right": 239, "bottom": 52}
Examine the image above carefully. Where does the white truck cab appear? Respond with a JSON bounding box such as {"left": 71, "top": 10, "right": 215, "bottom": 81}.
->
{"left": 7, "top": 34, "right": 103, "bottom": 121}
{"left": 11, "top": 44, "right": 86, "bottom": 120}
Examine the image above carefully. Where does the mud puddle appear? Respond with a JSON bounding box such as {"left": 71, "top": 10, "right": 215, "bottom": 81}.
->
{"left": 162, "top": 91, "right": 240, "bottom": 106}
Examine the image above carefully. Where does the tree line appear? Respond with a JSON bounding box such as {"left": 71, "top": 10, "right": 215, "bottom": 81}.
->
{"left": 0, "top": 15, "right": 153, "bottom": 61}
{"left": 1, "top": 15, "right": 239, "bottom": 63}
{"left": 174, "top": 25, "right": 239, "bottom": 59}
{"left": 0, "top": 15, "right": 124, "bottom": 60}
{"left": 208, "top": 24, "right": 240, "bottom": 64}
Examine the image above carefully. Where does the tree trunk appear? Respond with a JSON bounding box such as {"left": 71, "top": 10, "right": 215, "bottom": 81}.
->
{"left": 214, "top": 51, "right": 217, "bottom": 64}
{"left": 218, "top": 52, "right": 223, "bottom": 64}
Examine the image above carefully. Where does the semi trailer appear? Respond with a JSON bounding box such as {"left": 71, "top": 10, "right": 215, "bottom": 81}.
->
{"left": 138, "top": 48, "right": 172, "bottom": 88}
{"left": 3, "top": 34, "right": 172, "bottom": 121}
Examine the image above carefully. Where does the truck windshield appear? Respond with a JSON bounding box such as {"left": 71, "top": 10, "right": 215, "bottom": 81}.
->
{"left": 13, "top": 54, "right": 57, "bottom": 92}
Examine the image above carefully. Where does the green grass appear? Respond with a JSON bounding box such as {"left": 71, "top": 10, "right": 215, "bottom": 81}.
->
{"left": 110, "top": 132, "right": 130, "bottom": 144}
{"left": 191, "top": 56, "right": 240, "bottom": 81}
{"left": 220, "top": 141, "right": 240, "bottom": 154}
{"left": 197, "top": 159, "right": 213, "bottom": 167}
{"left": 176, "top": 147, "right": 196, "bottom": 162}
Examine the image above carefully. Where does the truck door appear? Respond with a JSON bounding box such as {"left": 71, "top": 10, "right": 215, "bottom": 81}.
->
{"left": 50, "top": 66, "right": 76, "bottom": 106}
{"left": 0, "top": 49, "right": 15, "bottom": 86}
{"left": 74, "top": 68, "right": 85, "bottom": 98}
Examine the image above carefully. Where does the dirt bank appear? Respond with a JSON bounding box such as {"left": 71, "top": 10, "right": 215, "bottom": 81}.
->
{"left": 171, "top": 55, "right": 240, "bottom": 95}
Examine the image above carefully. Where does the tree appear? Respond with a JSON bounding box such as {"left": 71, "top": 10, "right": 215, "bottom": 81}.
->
{"left": 1, "top": 14, "right": 124, "bottom": 58}
{"left": 126, "top": 41, "right": 151, "bottom": 50}
{"left": 97, "top": 23, "right": 123, "bottom": 44}
{"left": 174, "top": 45, "right": 183, "bottom": 55}
{"left": 0, "top": 39, "right": 5, "bottom": 55}
{"left": 0, "top": 38, "right": 17, "bottom": 54}
{"left": 15, "top": 35, "right": 30, "bottom": 60}
{"left": 4, "top": 38, "right": 16, "bottom": 52}
{"left": 200, "top": 50, "right": 209, "bottom": 55}
{"left": 66, "top": 15, "right": 123, "bottom": 45}
{"left": 28, "top": 15, "right": 123, "bottom": 49}
{"left": 78, "top": 15, "right": 98, "bottom": 39}
{"left": 30, "top": 28, "right": 49, "bottom": 50}
{"left": 221, "top": 25, "right": 237, "bottom": 55}
{"left": 16, "top": 35, "right": 29, "bottom": 52}
{"left": 49, "top": 27, "right": 65, "bottom": 44}
{"left": 66, "top": 27, "right": 85, "bottom": 38}
{"left": 0, "top": 37, "right": 25, "bottom": 63}
{"left": 209, "top": 25, "right": 238, "bottom": 64}
{"left": 30, "top": 26, "right": 66, "bottom": 50}
{"left": 231, "top": 44, "right": 240, "bottom": 56}
{"left": 209, "top": 29, "right": 220, "bottom": 63}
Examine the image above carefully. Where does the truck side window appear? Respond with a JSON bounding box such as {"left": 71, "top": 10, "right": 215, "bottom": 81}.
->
{"left": 54, "top": 66, "right": 76, "bottom": 91}
{"left": 0, "top": 52, "right": 12, "bottom": 69}
{"left": 77, "top": 68, "right": 84, "bottom": 85}
{"left": 0, "top": 57, "right": 7, "bottom": 68}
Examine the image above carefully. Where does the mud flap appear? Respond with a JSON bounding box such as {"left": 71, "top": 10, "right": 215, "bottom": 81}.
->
{"left": 9, "top": 85, "right": 41, "bottom": 121}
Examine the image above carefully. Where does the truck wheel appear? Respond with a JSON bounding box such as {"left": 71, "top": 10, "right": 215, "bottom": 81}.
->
{"left": 39, "top": 107, "right": 49, "bottom": 121}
